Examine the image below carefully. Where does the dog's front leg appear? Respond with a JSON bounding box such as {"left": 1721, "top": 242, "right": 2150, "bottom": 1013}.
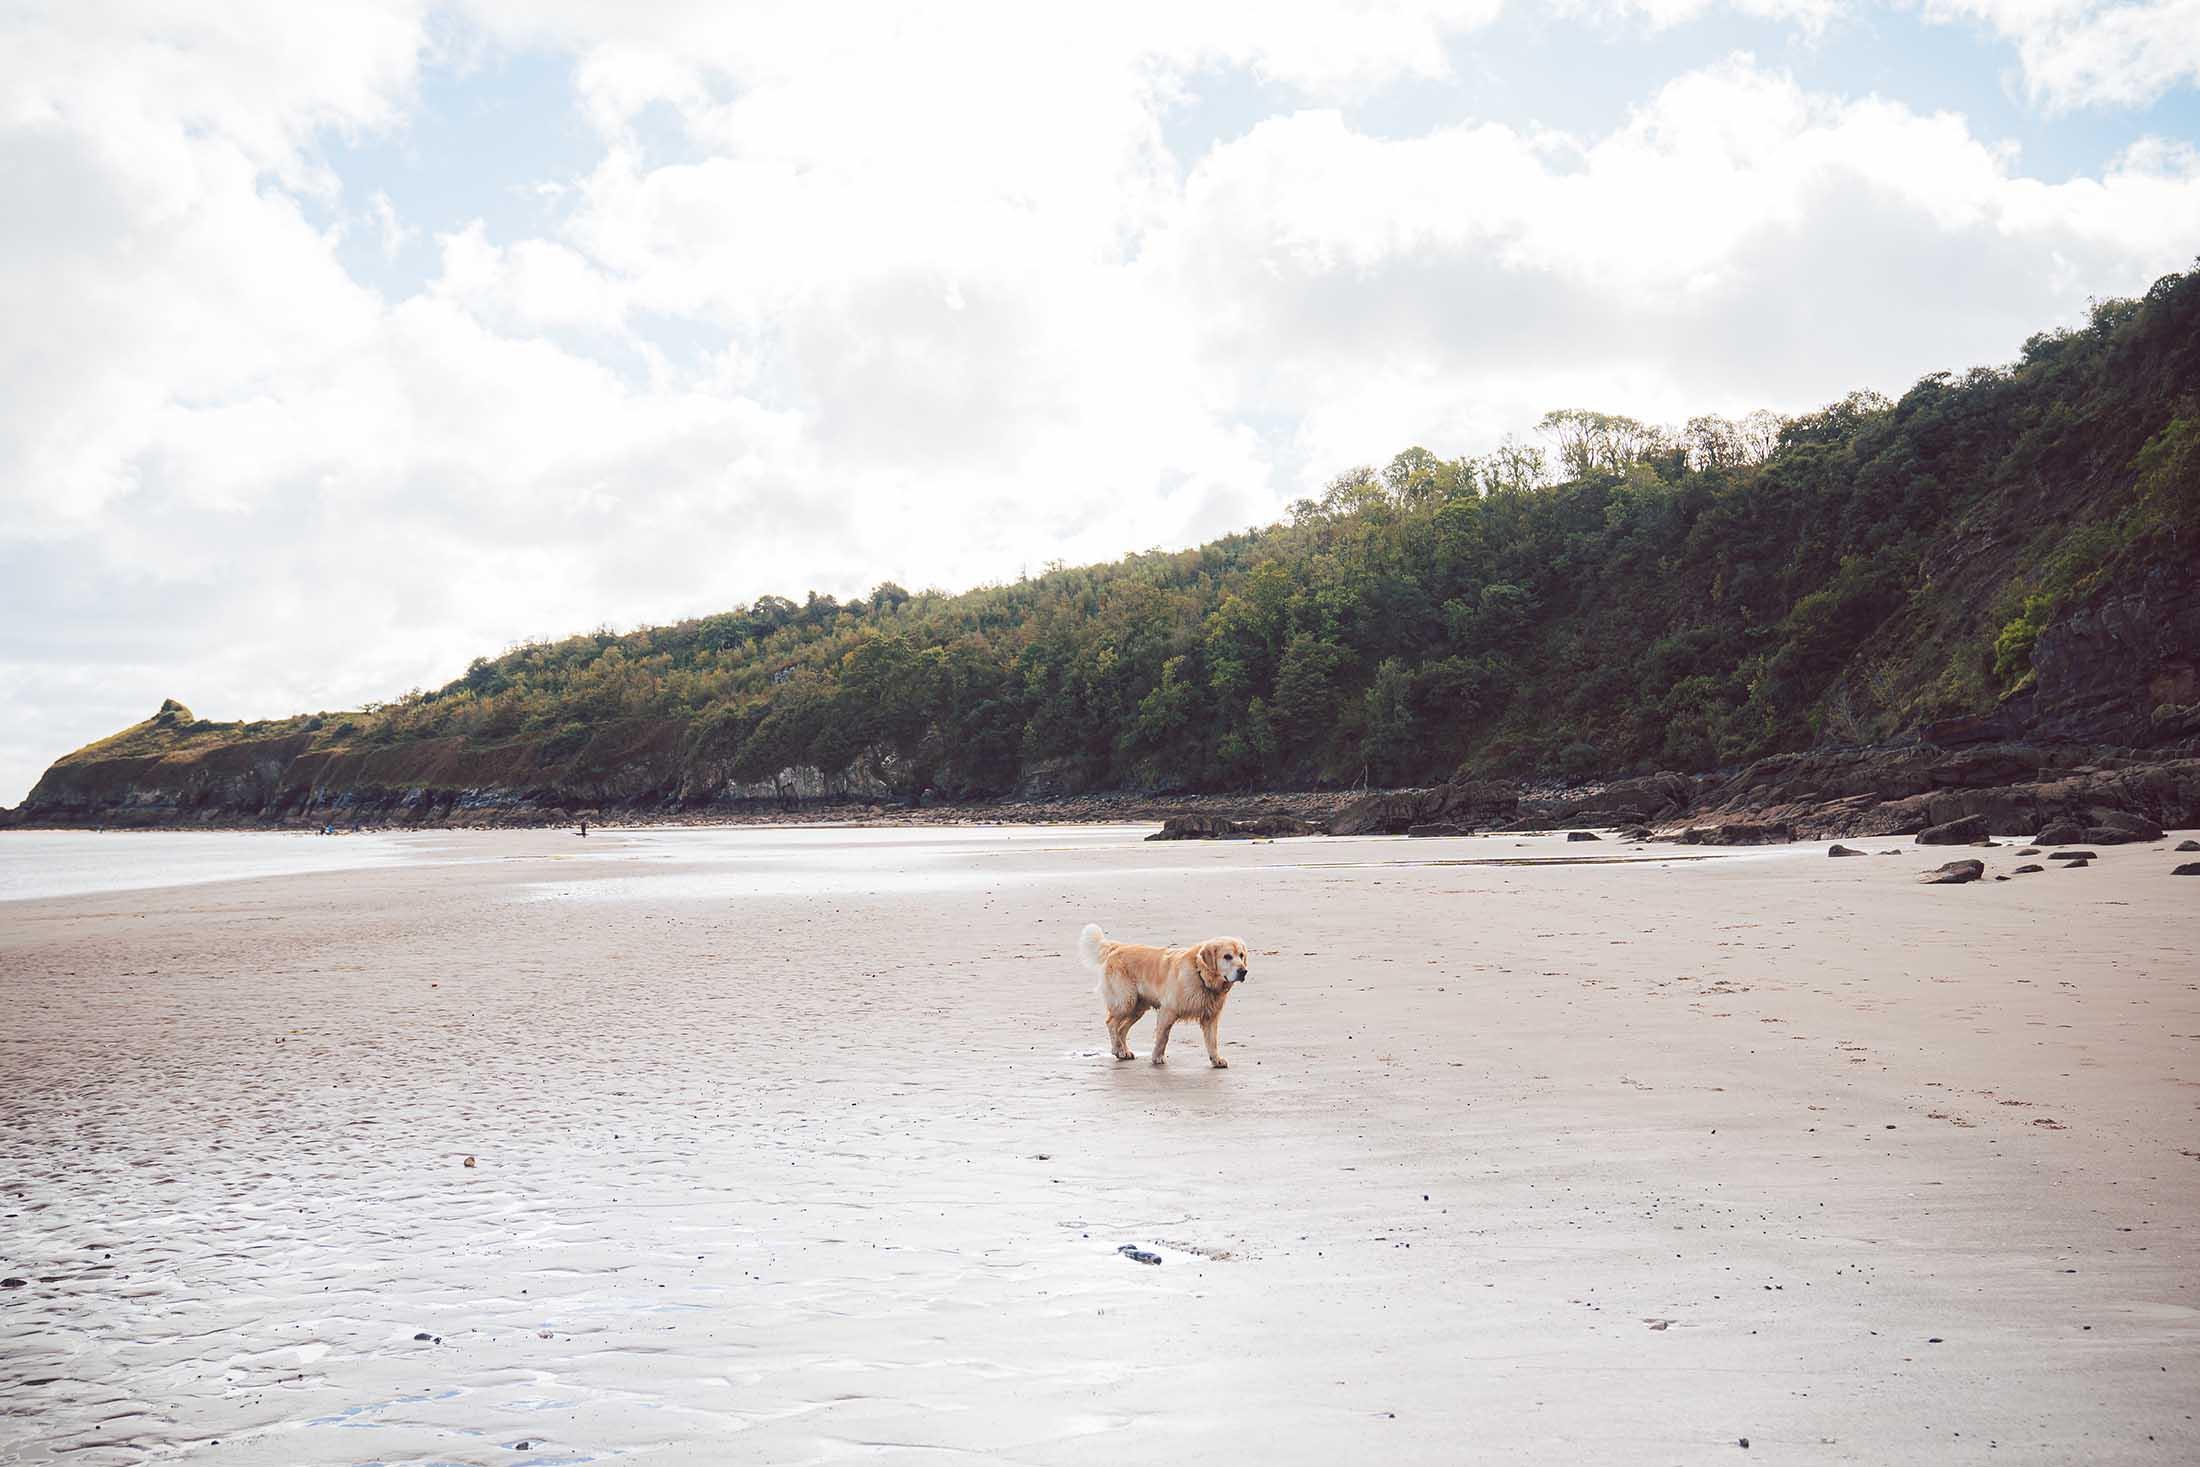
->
{"left": 1199, "top": 1012, "right": 1227, "bottom": 1068}
{"left": 1150, "top": 1012, "right": 1176, "bottom": 1065}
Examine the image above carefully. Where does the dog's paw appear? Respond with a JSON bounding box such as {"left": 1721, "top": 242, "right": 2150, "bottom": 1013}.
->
{"left": 1150, "top": 1055, "right": 1167, "bottom": 1066}
{"left": 1209, "top": 1057, "right": 1229, "bottom": 1069}
{"left": 1113, "top": 1051, "right": 1136, "bottom": 1062}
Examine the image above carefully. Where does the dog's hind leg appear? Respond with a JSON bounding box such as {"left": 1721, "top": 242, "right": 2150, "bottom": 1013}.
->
{"left": 1150, "top": 1011, "right": 1177, "bottom": 1065}
{"left": 1199, "top": 1012, "right": 1227, "bottom": 1069}
{"left": 1107, "top": 999, "right": 1148, "bottom": 1061}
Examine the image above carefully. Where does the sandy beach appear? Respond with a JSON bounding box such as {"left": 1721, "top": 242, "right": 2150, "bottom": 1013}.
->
{"left": 2, "top": 825, "right": 2196, "bottom": 1465}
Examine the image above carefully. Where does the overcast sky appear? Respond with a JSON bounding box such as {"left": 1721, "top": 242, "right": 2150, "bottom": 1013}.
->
{"left": 5, "top": 2, "right": 2199, "bottom": 803}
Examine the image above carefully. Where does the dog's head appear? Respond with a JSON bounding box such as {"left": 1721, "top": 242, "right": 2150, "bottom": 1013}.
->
{"left": 1195, "top": 938, "right": 1252, "bottom": 990}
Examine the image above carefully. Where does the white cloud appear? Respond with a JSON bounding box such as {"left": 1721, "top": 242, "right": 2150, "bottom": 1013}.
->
{"left": 1925, "top": 0, "right": 2200, "bottom": 109}
{"left": 1563, "top": 0, "right": 1847, "bottom": 34}
{"left": 2, "top": 3, "right": 2197, "bottom": 803}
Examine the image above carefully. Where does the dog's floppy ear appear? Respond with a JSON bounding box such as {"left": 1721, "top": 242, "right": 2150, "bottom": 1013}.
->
{"left": 1193, "top": 940, "right": 1222, "bottom": 988}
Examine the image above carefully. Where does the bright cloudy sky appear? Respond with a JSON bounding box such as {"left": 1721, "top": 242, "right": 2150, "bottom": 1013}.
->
{"left": 5, "top": 1, "right": 2199, "bottom": 803}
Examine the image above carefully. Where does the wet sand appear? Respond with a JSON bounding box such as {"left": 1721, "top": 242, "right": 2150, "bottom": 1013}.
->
{"left": 2, "top": 826, "right": 2196, "bottom": 1465}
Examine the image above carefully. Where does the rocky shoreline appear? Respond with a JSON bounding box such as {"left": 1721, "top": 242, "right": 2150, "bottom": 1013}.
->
{"left": 11, "top": 736, "right": 2197, "bottom": 849}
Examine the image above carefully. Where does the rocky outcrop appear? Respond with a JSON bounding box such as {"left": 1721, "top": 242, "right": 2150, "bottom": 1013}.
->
{"left": 1328, "top": 780, "right": 1520, "bottom": 837}
{"left": 16, "top": 697, "right": 2200, "bottom": 841}
{"left": 1146, "top": 814, "right": 1323, "bottom": 840}
{"left": 1545, "top": 772, "right": 1699, "bottom": 826}
{"left": 1673, "top": 821, "right": 1795, "bottom": 846}
{"left": 1648, "top": 742, "right": 2200, "bottom": 842}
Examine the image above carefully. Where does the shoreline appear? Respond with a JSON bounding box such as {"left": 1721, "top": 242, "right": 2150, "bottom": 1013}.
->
{"left": 0, "top": 786, "right": 1373, "bottom": 834}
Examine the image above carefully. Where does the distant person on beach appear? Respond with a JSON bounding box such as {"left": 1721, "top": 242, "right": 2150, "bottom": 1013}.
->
{"left": 579, "top": 820, "right": 588, "bottom": 837}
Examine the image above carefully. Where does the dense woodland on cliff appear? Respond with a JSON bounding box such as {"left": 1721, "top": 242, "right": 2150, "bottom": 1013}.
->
{"left": 59, "top": 264, "right": 2200, "bottom": 801}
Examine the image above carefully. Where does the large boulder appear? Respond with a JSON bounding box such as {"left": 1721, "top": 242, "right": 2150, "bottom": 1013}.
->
{"left": 2035, "top": 818, "right": 2087, "bottom": 845}
{"left": 1916, "top": 814, "right": 1991, "bottom": 845}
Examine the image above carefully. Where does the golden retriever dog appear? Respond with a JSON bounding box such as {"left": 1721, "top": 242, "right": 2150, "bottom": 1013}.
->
{"left": 1077, "top": 923, "right": 1250, "bottom": 1067}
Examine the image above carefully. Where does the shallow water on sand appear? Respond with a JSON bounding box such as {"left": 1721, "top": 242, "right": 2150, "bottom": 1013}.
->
{"left": 3, "top": 825, "right": 2196, "bottom": 1465}
{"left": 0, "top": 831, "right": 423, "bottom": 904}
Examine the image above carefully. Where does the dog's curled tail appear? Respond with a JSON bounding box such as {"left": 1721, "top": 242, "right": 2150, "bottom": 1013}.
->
{"left": 1076, "top": 922, "right": 1108, "bottom": 973}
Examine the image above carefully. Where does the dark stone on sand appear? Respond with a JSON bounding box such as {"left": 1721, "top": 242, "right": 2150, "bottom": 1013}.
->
{"left": 1827, "top": 844, "right": 1863, "bottom": 857}
{"left": 1567, "top": 831, "right": 1600, "bottom": 841}
{"left": 2064, "top": 858, "right": 2093, "bottom": 868}
{"left": 2047, "top": 850, "right": 2097, "bottom": 861}
{"left": 1919, "top": 859, "right": 1985, "bottom": 884}
{"left": 1118, "top": 1244, "right": 1162, "bottom": 1265}
{"left": 2035, "top": 819, "right": 2087, "bottom": 845}
{"left": 2177, "top": 840, "right": 2200, "bottom": 852}
{"left": 1917, "top": 814, "right": 1990, "bottom": 845}
{"left": 2174, "top": 863, "right": 2200, "bottom": 876}
{"left": 2017, "top": 847, "right": 2041, "bottom": 856}
{"left": 413, "top": 1331, "right": 432, "bottom": 1341}
{"left": 2012, "top": 864, "right": 2045, "bottom": 874}
{"left": 0, "top": 1278, "right": 24, "bottom": 1288}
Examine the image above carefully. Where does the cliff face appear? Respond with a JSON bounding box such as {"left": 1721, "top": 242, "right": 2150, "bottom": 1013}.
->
{"left": 2030, "top": 561, "right": 2200, "bottom": 744}
{"left": 11, "top": 715, "right": 901, "bottom": 827}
